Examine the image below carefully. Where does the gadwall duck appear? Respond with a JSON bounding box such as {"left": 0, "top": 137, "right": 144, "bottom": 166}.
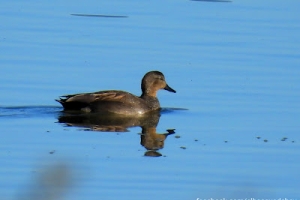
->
{"left": 56, "top": 71, "right": 176, "bottom": 115}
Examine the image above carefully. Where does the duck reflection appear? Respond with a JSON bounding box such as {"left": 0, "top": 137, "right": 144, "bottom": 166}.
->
{"left": 141, "top": 128, "right": 175, "bottom": 157}
{"left": 57, "top": 111, "right": 175, "bottom": 157}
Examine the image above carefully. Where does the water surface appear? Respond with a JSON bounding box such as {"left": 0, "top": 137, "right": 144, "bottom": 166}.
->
{"left": 1, "top": 0, "right": 300, "bottom": 199}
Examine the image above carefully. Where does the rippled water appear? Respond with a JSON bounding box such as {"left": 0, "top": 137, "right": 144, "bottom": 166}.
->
{"left": 1, "top": 0, "right": 300, "bottom": 199}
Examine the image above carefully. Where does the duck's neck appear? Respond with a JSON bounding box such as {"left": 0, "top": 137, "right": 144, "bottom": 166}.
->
{"left": 141, "top": 88, "right": 158, "bottom": 97}
{"left": 140, "top": 93, "right": 160, "bottom": 110}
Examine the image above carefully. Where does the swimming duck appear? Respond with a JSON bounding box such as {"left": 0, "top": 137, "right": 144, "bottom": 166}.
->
{"left": 56, "top": 71, "right": 176, "bottom": 115}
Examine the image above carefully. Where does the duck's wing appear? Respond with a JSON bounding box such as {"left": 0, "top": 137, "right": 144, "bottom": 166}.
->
{"left": 93, "top": 91, "right": 127, "bottom": 101}
{"left": 58, "top": 90, "right": 126, "bottom": 103}
{"left": 56, "top": 90, "right": 128, "bottom": 110}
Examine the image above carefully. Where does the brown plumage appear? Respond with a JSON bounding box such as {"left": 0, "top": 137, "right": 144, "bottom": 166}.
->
{"left": 56, "top": 71, "right": 176, "bottom": 115}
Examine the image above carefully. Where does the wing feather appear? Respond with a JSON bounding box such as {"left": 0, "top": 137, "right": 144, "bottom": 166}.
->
{"left": 94, "top": 92, "right": 125, "bottom": 101}
{"left": 62, "top": 91, "right": 126, "bottom": 103}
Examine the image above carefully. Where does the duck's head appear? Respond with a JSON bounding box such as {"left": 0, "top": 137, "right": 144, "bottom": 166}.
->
{"left": 141, "top": 71, "right": 176, "bottom": 97}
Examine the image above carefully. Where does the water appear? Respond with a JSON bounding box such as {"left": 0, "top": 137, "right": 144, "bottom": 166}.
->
{"left": 1, "top": 0, "right": 300, "bottom": 199}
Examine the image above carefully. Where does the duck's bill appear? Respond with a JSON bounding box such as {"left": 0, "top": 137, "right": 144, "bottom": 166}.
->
{"left": 164, "top": 84, "right": 176, "bottom": 93}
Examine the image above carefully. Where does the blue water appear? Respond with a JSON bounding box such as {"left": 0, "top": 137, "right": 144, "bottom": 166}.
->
{"left": 1, "top": 0, "right": 300, "bottom": 199}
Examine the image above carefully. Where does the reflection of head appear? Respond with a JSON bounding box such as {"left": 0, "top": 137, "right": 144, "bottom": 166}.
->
{"left": 140, "top": 127, "right": 167, "bottom": 150}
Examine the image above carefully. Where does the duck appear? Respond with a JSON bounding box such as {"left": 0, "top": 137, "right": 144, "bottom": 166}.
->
{"left": 55, "top": 71, "right": 176, "bottom": 115}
